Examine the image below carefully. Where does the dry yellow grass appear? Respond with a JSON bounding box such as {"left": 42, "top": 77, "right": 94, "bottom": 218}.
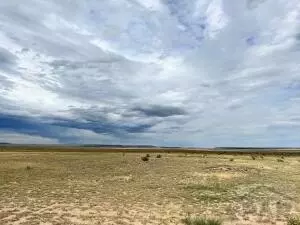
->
{"left": 0, "top": 151, "right": 300, "bottom": 225}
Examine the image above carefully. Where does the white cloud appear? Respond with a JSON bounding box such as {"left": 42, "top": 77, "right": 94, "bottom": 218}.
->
{"left": 134, "top": 0, "right": 164, "bottom": 12}
{"left": 0, "top": 132, "right": 59, "bottom": 144}
{"left": 0, "top": 0, "right": 300, "bottom": 146}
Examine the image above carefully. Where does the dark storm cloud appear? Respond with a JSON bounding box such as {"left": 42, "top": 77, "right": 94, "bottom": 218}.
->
{"left": 64, "top": 106, "right": 156, "bottom": 134}
{"left": 133, "top": 105, "right": 187, "bottom": 117}
{"left": 51, "top": 118, "right": 153, "bottom": 135}
{"left": 0, "top": 113, "right": 60, "bottom": 139}
{"left": 0, "top": 112, "right": 155, "bottom": 144}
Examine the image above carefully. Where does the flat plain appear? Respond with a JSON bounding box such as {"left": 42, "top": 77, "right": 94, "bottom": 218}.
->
{"left": 0, "top": 149, "right": 300, "bottom": 225}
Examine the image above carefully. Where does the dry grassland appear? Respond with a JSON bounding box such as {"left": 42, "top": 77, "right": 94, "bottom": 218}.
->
{"left": 0, "top": 151, "right": 300, "bottom": 225}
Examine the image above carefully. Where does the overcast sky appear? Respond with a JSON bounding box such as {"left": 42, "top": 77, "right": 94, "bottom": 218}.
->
{"left": 0, "top": 0, "right": 300, "bottom": 147}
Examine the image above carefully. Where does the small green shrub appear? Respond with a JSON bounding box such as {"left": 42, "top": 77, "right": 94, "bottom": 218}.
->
{"left": 146, "top": 153, "right": 150, "bottom": 158}
{"left": 229, "top": 158, "right": 234, "bottom": 162}
{"left": 251, "top": 155, "right": 256, "bottom": 160}
{"left": 156, "top": 154, "right": 162, "bottom": 158}
{"left": 182, "top": 216, "right": 222, "bottom": 225}
{"left": 277, "top": 159, "right": 284, "bottom": 162}
{"left": 288, "top": 216, "right": 300, "bottom": 225}
{"left": 25, "top": 166, "right": 32, "bottom": 170}
{"left": 141, "top": 156, "right": 149, "bottom": 162}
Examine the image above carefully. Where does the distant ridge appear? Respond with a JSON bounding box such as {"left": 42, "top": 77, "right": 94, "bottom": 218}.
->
{"left": 79, "top": 144, "right": 157, "bottom": 148}
{"left": 0, "top": 143, "right": 299, "bottom": 149}
{"left": 214, "top": 147, "right": 300, "bottom": 150}
{"left": 1, "top": 144, "right": 300, "bottom": 155}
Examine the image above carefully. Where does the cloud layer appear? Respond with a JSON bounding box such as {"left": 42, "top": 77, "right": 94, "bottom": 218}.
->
{"left": 0, "top": 0, "right": 300, "bottom": 146}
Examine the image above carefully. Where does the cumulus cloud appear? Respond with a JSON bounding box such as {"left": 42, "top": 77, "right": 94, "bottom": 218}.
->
{"left": 0, "top": 0, "right": 300, "bottom": 146}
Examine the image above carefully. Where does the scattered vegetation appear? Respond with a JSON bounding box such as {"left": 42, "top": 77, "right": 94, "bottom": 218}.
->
{"left": 184, "top": 180, "right": 235, "bottom": 203}
{"left": 1, "top": 150, "right": 300, "bottom": 225}
{"left": 182, "top": 216, "right": 222, "bottom": 225}
{"left": 251, "top": 155, "right": 256, "bottom": 160}
{"left": 277, "top": 158, "right": 284, "bottom": 162}
{"left": 25, "top": 165, "right": 32, "bottom": 170}
{"left": 288, "top": 216, "right": 300, "bottom": 225}
{"left": 141, "top": 155, "right": 149, "bottom": 162}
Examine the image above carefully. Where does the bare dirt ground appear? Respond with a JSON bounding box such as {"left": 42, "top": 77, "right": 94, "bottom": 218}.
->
{"left": 0, "top": 151, "right": 300, "bottom": 225}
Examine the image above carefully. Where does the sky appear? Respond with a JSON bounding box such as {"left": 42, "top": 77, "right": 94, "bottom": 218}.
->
{"left": 0, "top": 0, "right": 300, "bottom": 147}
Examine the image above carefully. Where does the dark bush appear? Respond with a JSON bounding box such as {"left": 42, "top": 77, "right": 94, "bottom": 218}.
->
{"left": 26, "top": 166, "right": 32, "bottom": 170}
{"left": 156, "top": 154, "right": 162, "bottom": 158}
{"left": 141, "top": 156, "right": 149, "bottom": 162}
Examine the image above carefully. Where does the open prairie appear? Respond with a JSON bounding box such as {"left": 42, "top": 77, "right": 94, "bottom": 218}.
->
{"left": 0, "top": 150, "right": 300, "bottom": 225}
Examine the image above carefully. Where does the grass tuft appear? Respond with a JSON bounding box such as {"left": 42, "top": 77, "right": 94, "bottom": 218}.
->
{"left": 288, "top": 216, "right": 300, "bottom": 225}
{"left": 156, "top": 154, "right": 162, "bottom": 158}
{"left": 182, "top": 216, "right": 222, "bottom": 225}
